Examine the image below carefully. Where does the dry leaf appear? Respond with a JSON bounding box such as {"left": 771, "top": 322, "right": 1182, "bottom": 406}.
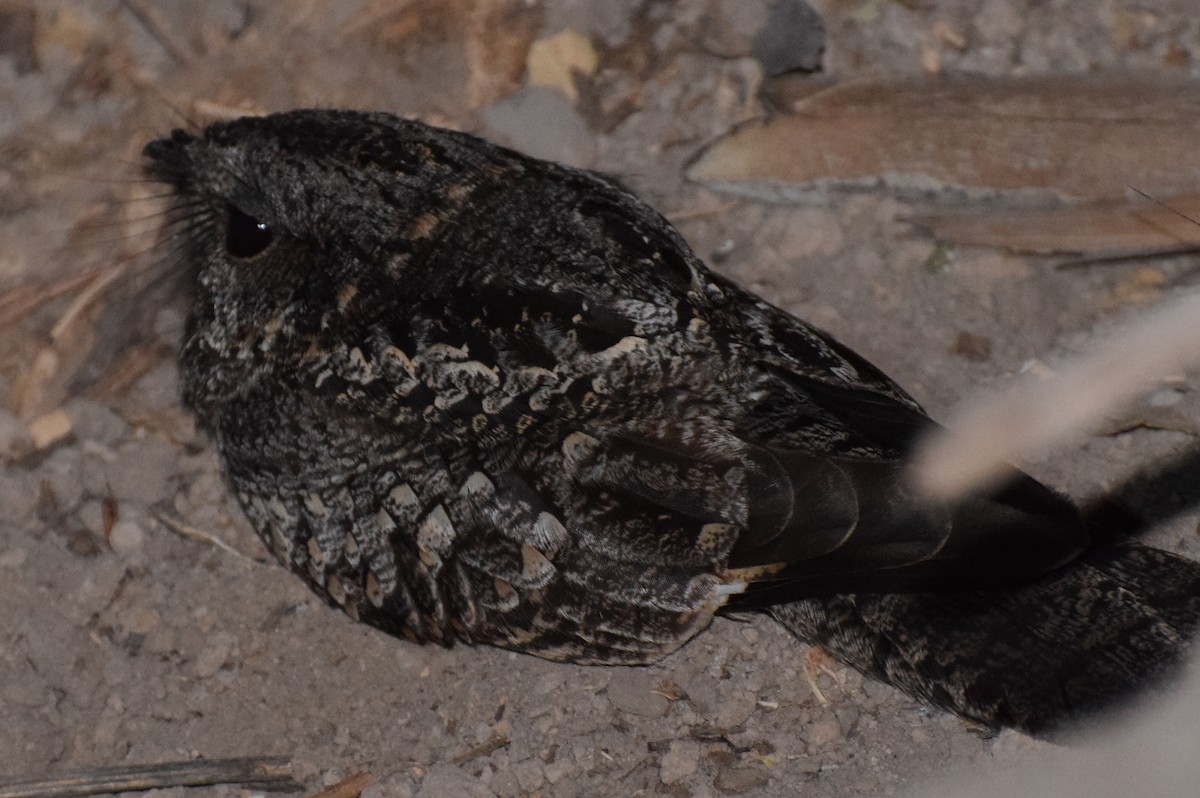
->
{"left": 690, "top": 75, "right": 1200, "bottom": 202}
{"left": 913, "top": 193, "right": 1200, "bottom": 254}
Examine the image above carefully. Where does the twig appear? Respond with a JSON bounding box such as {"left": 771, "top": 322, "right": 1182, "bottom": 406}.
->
{"left": 50, "top": 261, "right": 130, "bottom": 341}
{"left": 304, "top": 772, "right": 376, "bottom": 798}
{"left": 0, "top": 267, "right": 110, "bottom": 329}
{"left": 449, "top": 735, "right": 510, "bottom": 765}
{"left": 0, "top": 757, "right": 297, "bottom": 798}
{"left": 156, "top": 513, "right": 258, "bottom": 563}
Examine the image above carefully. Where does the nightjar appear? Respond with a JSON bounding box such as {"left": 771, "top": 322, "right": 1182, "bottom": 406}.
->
{"left": 144, "top": 109, "right": 1200, "bottom": 735}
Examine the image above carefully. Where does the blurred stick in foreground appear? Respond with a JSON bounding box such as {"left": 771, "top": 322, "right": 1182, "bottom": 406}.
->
{"left": 913, "top": 291, "right": 1200, "bottom": 500}
{"left": 0, "top": 757, "right": 298, "bottom": 798}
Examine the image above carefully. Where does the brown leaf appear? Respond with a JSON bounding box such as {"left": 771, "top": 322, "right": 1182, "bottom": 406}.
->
{"left": 690, "top": 75, "right": 1200, "bottom": 202}
{"left": 913, "top": 193, "right": 1200, "bottom": 255}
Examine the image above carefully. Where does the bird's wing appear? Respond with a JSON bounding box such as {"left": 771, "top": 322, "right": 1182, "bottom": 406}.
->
{"left": 721, "top": 303, "right": 1088, "bottom": 602}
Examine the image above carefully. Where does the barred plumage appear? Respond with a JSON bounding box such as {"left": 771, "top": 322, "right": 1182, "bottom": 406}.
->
{"left": 145, "top": 109, "right": 1200, "bottom": 735}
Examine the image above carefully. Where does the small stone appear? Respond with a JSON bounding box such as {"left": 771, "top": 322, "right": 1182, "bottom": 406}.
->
{"left": 191, "top": 632, "right": 235, "bottom": 678}
{"left": 714, "top": 763, "right": 769, "bottom": 795}
{"left": 416, "top": 764, "right": 497, "bottom": 798}
{"left": 28, "top": 409, "right": 72, "bottom": 450}
{"left": 108, "top": 519, "right": 146, "bottom": 554}
{"left": 0, "top": 468, "right": 40, "bottom": 527}
{"left": 543, "top": 758, "right": 571, "bottom": 784}
{"left": 713, "top": 689, "right": 757, "bottom": 730}
{"left": 40, "top": 446, "right": 85, "bottom": 514}
{"left": 834, "top": 705, "right": 860, "bottom": 737}
{"left": 659, "top": 740, "right": 699, "bottom": 785}
{"left": 481, "top": 87, "right": 597, "bottom": 169}
{"left": 64, "top": 399, "right": 129, "bottom": 445}
{"left": 133, "top": 362, "right": 183, "bottom": 411}
{"left": 606, "top": 669, "right": 670, "bottom": 718}
{"left": 511, "top": 759, "right": 544, "bottom": 793}
{"left": 806, "top": 717, "right": 842, "bottom": 746}
{"left": 105, "top": 439, "right": 179, "bottom": 506}
{"left": 752, "top": 0, "right": 825, "bottom": 76}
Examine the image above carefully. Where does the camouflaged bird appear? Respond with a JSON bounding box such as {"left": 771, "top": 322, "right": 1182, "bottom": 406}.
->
{"left": 144, "top": 109, "right": 1200, "bottom": 736}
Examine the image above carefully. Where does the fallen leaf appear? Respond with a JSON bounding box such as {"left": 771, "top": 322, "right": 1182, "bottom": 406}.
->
{"left": 912, "top": 192, "right": 1200, "bottom": 254}
{"left": 690, "top": 75, "right": 1200, "bottom": 202}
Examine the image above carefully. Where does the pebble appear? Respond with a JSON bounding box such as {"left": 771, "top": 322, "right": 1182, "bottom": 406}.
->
{"left": 659, "top": 740, "right": 700, "bottom": 785}
{"left": 40, "top": 446, "right": 85, "bottom": 514}
{"left": 480, "top": 86, "right": 597, "bottom": 169}
{"left": 713, "top": 688, "right": 758, "bottom": 730}
{"left": 0, "top": 468, "right": 40, "bottom": 527}
{"left": 105, "top": 439, "right": 179, "bottom": 506}
{"left": 752, "top": 0, "right": 825, "bottom": 76}
{"left": 511, "top": 759, "right": 544, "bottom": 793}
{"left": 807, "top": 717, "right": 843, "bottom": 746}
{"left": 606, "top": 669, "right": 670, "bottom": 718}
{"left": 64, "top": 398, "right": 129, "bottom": 445}
{"left": 713, "top": 762, "right": 769, "bottom": 795}
{"left": 133, "top": 362, "right": 183, "bottom": 411}
{"left": 416, "top": 764, "right": 497, "bottom": 798}
{"left": 28, "top": 408, "right": 72, "bottom": 449}
{"left": 543, "top": 757, "right": 572, "bottom": 784}
{"left": 108, "top": 519, "right": 146, "bottom": 554}
{"left": 191, "top": 632, "right": 236, "bottom": 678}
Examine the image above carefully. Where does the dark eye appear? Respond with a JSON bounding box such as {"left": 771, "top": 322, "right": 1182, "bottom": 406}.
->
{"left": 225, "top": 203, "right": 274, "bottom": 258}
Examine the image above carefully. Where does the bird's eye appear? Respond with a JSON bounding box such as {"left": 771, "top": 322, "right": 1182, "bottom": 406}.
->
{"left": 224, "top": 203, "right": 274, "bottom": 258}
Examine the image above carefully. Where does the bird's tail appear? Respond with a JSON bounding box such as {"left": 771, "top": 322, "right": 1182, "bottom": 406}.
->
{"left": 769, "top": 542, "right": 1200, "bottom": 736}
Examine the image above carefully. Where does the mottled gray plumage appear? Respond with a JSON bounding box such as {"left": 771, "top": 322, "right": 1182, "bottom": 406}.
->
{"left": 144, "top": 109, "right": 1200, "bottom": 736}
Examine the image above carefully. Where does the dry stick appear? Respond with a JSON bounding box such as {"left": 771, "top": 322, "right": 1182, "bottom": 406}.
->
{"left": 0, "top": 757, "right": 298, "bottom": 798}
{"left": 156, "top": 513, "right": 259, "bottom": 563}
{"left": 0, "top": 267, "right": 111, "bottom": 329}
{"left": 49, "top": 262, "right": 130, "bottom": 342}
{"left": 303, "top": 772, "right": 377, "bottom": 798}
{"left": 913, "top": 291, "right": 1200, "bottom": 500}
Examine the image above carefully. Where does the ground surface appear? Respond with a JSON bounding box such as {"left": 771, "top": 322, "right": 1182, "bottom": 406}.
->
{"left": 3, "top": 2, "right": 1200, "bottom": 797}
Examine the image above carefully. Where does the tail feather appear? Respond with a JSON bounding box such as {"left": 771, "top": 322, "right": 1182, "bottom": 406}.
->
{"left": 769, "top": 543, "right": 1200, "bottom": 735}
